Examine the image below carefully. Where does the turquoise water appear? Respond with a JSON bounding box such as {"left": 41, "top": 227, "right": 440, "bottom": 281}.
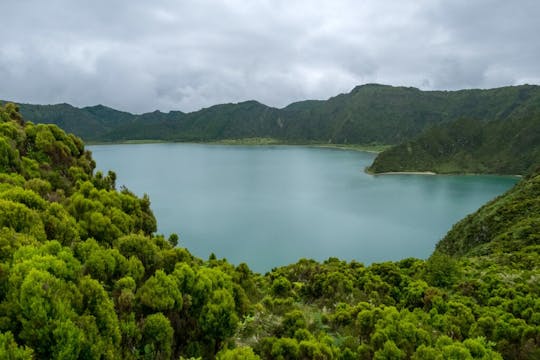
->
{"left": 89, "top": 143, "right": 518, "bottom": 273}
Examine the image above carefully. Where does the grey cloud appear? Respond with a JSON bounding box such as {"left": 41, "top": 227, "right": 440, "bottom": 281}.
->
{"left": 1, "top": 0, "right": 539, "bottom": 113}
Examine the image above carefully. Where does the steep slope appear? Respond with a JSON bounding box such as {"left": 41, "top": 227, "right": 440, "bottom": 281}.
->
{"left": 368, "top": 112, "right": 540, "bottom": 175}
{"left": 435, "top": 171, "right": 540, "bottom": 257}
{"left": 14, "top": 102, "right": 109, "bottom": 140}
{"left": 13, "top": 103, "right": 138, "bottom": 141}
{"left": 102, "top": 100, "right": 280, "bottom": 142}
{"left": 6, "top": 84, "right": 540, "bottom": 146}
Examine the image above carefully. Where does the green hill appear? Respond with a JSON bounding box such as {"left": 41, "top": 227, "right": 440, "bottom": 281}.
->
{"left": 0, "top": 103, "right": 538, "bottom": 359}
{"left": 13, "top": 102, "right": 136, "bottom": 141}
{"left": 436, "top": 171, "right": 540, "bottom": 257}
{"left": 7, "top": 84, "right": 540, "bottom": 147}
{"left": 368, "top": 112, "right": 540, "bottom": 175}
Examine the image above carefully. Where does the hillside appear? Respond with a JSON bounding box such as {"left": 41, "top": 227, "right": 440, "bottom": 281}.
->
{"left": 14, "top": 103, "right": 138, "bottom": 141}
{"left": 0, "top": 103, "right": 538, "bottom": 359}
{"left": 368, "top": 113, "right": 540, "bottom": 175}
{"left": 6, "top": 84, "right": 540, "bottom": 146}
{"left": 436, "top": 170, "right": 540, "bottom": 257}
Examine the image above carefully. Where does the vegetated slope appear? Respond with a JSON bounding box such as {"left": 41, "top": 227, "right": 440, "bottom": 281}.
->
{"left": 7, "top": 84, "right": 540, "bottom": 145}
{"left": 106, "top": 100, "right": 281, "bottom": 142}
{"left": 368, "top": 84, "right": 540, "bottom": 175}
{"left": 0, "top": 103, "right": 538, "bottom": 359}
{"left": 278, "top": 84, "right": 540, "bottom": 145}
{"left": 368, "top": 113, "right": 540, "bottom": 175}
{"left": 436, "top": 170, "right": 540, "bottom": 257}
{"left": 14, "top": 103, "right": 138, "bottom": 141}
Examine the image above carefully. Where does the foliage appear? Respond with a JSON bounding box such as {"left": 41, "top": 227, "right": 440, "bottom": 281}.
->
{"left": 0, "top": 103, "right": 538, "bottom": 359}
{"left": 369, "top": 114, "right": 540, "bottom": 175}
{"left": 436, "top": 171, "right": 540, "bottom": 256}
{"left": 8, "top": 84, "right": 540, "bottom": 150}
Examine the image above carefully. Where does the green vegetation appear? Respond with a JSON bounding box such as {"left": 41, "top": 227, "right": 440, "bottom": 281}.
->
{"left": 0, "top": 103, "right": 538, "bottom": 359}
{"left": 369, "top": 114, "right": 540, "bottom": 175}
{"left": 11, "top": 84, "right": 540, "bottom": 175}
{"left": 436, "top": 170, "right": 540, "bottom": 257}
{"left": 312, "top": 143, "right": 392, "bottom": 153}
{"left": 8, "top": 84, "right": 540, "bottom": 150}
{"left": 207, "top": 138, "right": 390, "bottom": 153}
{"left": 209, "top": 138, "right": 285, "bottom": 145}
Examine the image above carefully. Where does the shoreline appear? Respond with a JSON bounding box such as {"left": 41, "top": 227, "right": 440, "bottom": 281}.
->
{"left": 87, "top": 140, "right": 524, "bottom": 179}
{"left": 372, "top": 171, "right": 437, "bottom": 175}
{"left": 367, "top": 170, "right": 522, "bottom": 178}
{"left": 85, "top": 139, "right": 167, "bottom": 145}
{"left": 308, "top": 144, "right": 390, "bottom": 153}
{"left": 87, "top": 138, "right": 390, "bottom": 154}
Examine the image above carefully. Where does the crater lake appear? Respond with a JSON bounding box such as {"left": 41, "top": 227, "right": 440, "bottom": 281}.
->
{"left": 89, "top": 143, "right": 518, "bottom": 273}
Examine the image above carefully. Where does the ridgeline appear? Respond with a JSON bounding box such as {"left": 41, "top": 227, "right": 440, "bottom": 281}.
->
{"left": 0, "top": 103, "right": 538, "bottom": 358}
{"left": 5, "top": 84, "right": 539, "bottom": 145}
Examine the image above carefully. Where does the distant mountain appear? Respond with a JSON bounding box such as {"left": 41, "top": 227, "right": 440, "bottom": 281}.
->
{"left": 6, "top": 84, "right": 540, "bottom": 146}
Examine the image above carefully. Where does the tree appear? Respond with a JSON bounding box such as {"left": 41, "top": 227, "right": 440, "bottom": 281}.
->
{"left": 200, "top": 289, "right": 239, "bottom": 353}
{"left": 216, "top": 346, "right": 261, "bottom": 360}
{"left": 168, "top": 233, "right": 179, "bottom": 247}
{"left": 0, "top": 332, "right": 33, "bottom": 359}
{"left": 424, "top": 253, "right": 460, "bottom": 287}
{"left": 136, "top": 270, "right": 182, "bottom": 312}
{"left": 373, "top": 340, "right": 405, "bottom": 360}
{"left": 141, "top": 313, "right": 173, "bottom": 360}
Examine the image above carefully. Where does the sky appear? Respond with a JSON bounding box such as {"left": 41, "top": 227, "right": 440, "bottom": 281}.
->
{"left": 1, "top": 0, "right": 539, "bottom": 113}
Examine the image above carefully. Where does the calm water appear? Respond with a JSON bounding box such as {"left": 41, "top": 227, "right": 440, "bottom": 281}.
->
{"left": 89, "top": 143, "right": 518, "bottom": 272}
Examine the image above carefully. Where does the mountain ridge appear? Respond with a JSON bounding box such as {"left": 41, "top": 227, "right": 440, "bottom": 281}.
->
{"left": 5, "top": 83, "right": 540, "bottom": 145}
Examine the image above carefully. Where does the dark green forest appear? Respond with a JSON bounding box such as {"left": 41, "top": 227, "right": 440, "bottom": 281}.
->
{"left": 0, "top": 103, "right": 538, "bottom": 359}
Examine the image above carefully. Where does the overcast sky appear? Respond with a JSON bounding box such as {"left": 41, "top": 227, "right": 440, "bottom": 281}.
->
{"left": 1, "top": 0, "right": 539, "bottom": 113}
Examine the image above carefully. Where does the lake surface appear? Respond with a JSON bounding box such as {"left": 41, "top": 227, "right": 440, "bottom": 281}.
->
{"left": 89, "top": 143, "right": 518, "bottom": 272}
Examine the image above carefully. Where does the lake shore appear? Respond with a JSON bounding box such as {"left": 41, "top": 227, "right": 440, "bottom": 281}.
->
{"left": 207, "top": 138, "right": 391, "bottom": 153}
{"left": 371, "top": 171, "right": 437, "bottom": 175}
{"left": 87, "top": 141, "right": 524, "bottom": 178}
{"left": 86, "top": 138, "right": 390, "bottom": 153}
{"left": 85, "top": 139, "right": 167, "bottom": 145}
{"left": 366, "top": 169, "right": 523, "bottom": 178}
{"left": 309, "top": 144, "right": 390, "bottom": 153}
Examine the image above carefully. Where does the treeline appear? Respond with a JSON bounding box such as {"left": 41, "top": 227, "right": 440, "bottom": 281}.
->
{"left": 0, "top": 103, "right": 539, "bottom": 359}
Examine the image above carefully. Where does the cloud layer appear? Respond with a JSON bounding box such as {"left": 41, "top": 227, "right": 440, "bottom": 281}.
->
{"left": 1, "top": 0, "right": 539, "bottom": 113}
